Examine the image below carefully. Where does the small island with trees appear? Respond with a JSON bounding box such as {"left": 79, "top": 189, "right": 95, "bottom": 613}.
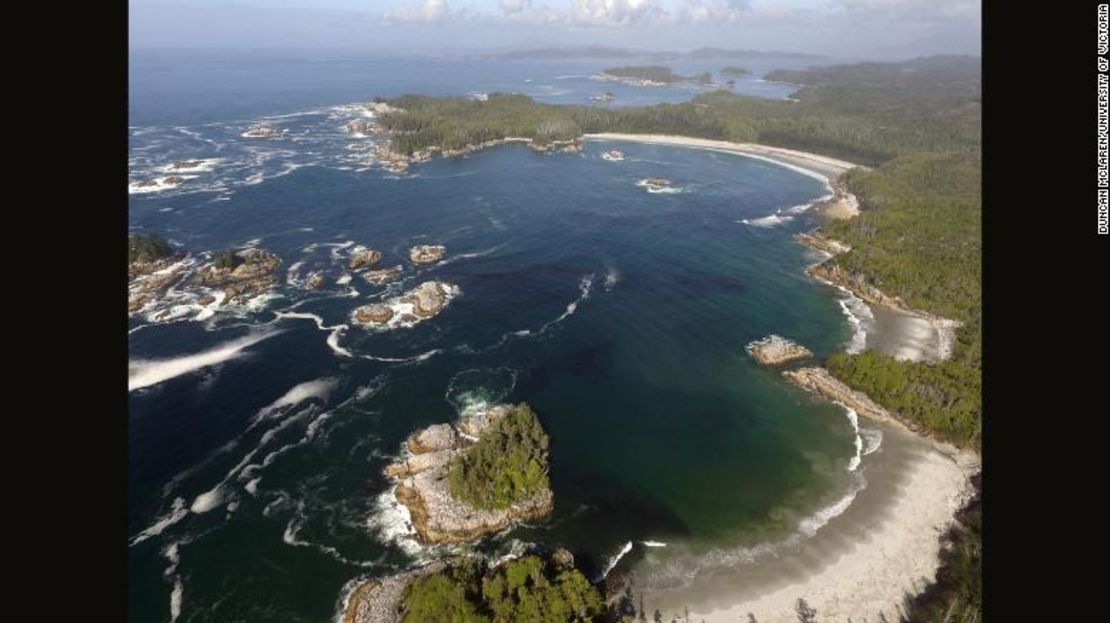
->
{"left": 599, "top": 66, "right": 712, "bottom": 86}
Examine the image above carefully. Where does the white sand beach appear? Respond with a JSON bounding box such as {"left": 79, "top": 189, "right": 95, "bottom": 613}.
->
{"left": 585, "top": 133, "right": 978, "bottom": 622}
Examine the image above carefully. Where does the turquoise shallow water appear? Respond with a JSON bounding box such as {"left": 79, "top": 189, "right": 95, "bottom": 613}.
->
{"left": 128, "top": 54, "right": 870, "bottom": 623}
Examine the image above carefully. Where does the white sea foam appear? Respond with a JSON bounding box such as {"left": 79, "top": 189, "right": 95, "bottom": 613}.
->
{"left": 636, "top": 179, "right": 684, "bottom": 194}
{"left": 256, "top": 377, "right": 339, "bottom": 421}
{"left": 604, "top": 266, "right": 620, "bottom": 290}
{"left": 798, "top": 476, "right": 867, "bottom": 537}
{"left": 598, "top": 541, "right": 634, "bottom": 581}
{"left": 336, "top": 273, "right": 352, "bottom": 285}
{"left": 838, "top": 403, "right": 864, "bottom": 472}
{"left": 367, "top": 486, "right": 424, "bottom": 556}
{"left": 129, "top": 497, "right": 189, "bottom": 546}
{"left": 245, "top": 478, "right": 261, "bottom": 495}
{"left": 643, "top": 540, "right": 668, "bottom": 547}
{"left": 741, "top": 213, "right": 795, "bottom": 228}
{"left": 129, "top": 175, "right": 197, "bottom": 194}
{"left": 190, "top": 485, "right": 226, "bottom": 513}
{"left": 836, "top": 291, "right": 875, "bottom": 354}
{"left": 783, "top": 192, "right": 834, "bottom": 214}
{"left": 128, "top": 328, "right": 281, "bottom": 391}
{"left": 169, "top": 577, "right": 183, "bottom": 622}
{"left": 160, "top": 158, "right": 222, "bottom": 174}
{"left": 274, "top": 311, "right": 352, "bottom": 358}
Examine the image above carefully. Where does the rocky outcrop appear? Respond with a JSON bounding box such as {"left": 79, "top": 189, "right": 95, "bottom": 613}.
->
{"left": 810, "top": 261, "right": 909, "bottom": 313}
{"left": 169, "top": 160, "right": 204, "bottom": 170}
{"left": 192, "top": 248, "right": 280, "bottom": 304}
{"left": 242, "top": 125, "right": 281, "bottom": 138}
{"left": 346, "top": 119, "right": 380, "bottom": 135}
{"left": 306, "top": 271, "right": 327, "bottom": 290}
{"left": 368, "top": 101, "right": 403, "bottom": 116}
{"left": 363, "top": 266, "right": 403, "bottom": 285}
{"left": 746, "top": 335, "right": 814, "bottom": 366}
{"left": 349, "top": 246, "right": 383, "bottom": 270}
{"left": 795, "top": 231, "right": 852, "bottom": 256}
{"left": 384, "top": 404, "right": 553, "bottom": 545}
{"left": 128, "top": 258, "right": 187, "bottom": 313}
{"left": 351, "top": 281, "right": 458, "bottom": 327}
{"left": 401, "top": 280, "right": 451, "bottom": 318}
{"left": 457, "top": 403, "right": 513, "bottom": 438}
{"left": 353, "top": 304, "right": 395, "bottom": 325}
{"left": 783, "top": 367, "right": 891, "bottom": 423}
{"left": 341, "top": 561, "right": 447, "bottom": 623}
{"left": 409, "top": 245, "right": 446, "bottom": 265}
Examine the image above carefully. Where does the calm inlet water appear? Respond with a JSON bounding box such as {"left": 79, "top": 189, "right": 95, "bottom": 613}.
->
{"left": 128, "top": 52, "right": 875, "bottom": 622}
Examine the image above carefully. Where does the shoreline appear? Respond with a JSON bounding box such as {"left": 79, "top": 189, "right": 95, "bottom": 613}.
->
{"left": 364, "top": 126, "right": 978, "bottom": 621}
{"left": 580, "top": 133, "right": 864, "bottom": 183}
{"left": 580, "top": 133, "right": 979, "bottom": 621}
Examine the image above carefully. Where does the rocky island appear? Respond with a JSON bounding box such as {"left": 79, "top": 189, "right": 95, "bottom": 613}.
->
{"left": 340, "top": 549, "right": 602, "bottom": 623}
{"left": 128, "top": 233, "right": 186, "bottom": 312}
{"left": 383, "top": 402, "right": 553, "bottom": 545}
{"left": 348, "top": 245, "right": 383, "bottom": 269}
{"left": 241, "top": 124, "right": 282, "bottom": 138}
{"left": 409, "top": 244, "right": 446, "bottom": 265}
{"left": 351, "top": 280, "right": 459, "bottom": 327}
{"left": 637, "top": 177, "right": 673, "bottom": 192}
{"left": 746, "top": 335, "right": 814, "bottom": 366}
{"left": 363, "top": 265, "right": 403, "bottom": 285}
{"left": 600, "top": 66, "right": 711, "bottom": 86}
{"left": 191, "top": 247, "right": 281, "bottom": 304}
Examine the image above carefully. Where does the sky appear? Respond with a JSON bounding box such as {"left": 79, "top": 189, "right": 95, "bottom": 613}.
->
{"left": 129, "top": 0, "right": 981, "bottom": 59}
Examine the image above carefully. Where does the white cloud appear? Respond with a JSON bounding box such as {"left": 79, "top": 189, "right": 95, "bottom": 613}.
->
{"left": 381, "top": 0, "right": 451, "bottom": 23}
{"left": 500, "top": 0, "right": 532, "bottom": 14}
{"left": 680, "top": 0, "right": 751, "bottom": 24}
{"left": 569, "top": 0, "right": 665, "bottom": 26}
{"left": 832, "top": 0, "right": 980, "bottom": 23}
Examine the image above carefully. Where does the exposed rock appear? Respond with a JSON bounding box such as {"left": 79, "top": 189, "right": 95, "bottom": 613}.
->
{"left": 242, "top": 125, "right": 282, "bottom": 138}
{"left": 306, "top": 271, "right": 327, "bottom": 290}
{"left": 363, "top": 266, "right": 403, "bottom": 285}
{"left": 551, "top": 547, "right": 575, "bottom": 569}
{"left": 128, "top": 257, "right": 187, "bottom": 314}
{"left": 197, "top": 294, "right": 216, "bottom": 306}
{"left": 349, "top": 246, "right": 383, "bottom": 270}
{"left": 810, "top": 261, "right": 908, "bottom": 312}
{"left": 341, "top": 561, "right": 447, "bottom": 623}
{"left": 644, "top": 177, "right": 671, "bottom": 187}
{"left": 383, "top": 403, "right": 553, "bottom": 545}
{"left": 746, "top": 335, "right": 814, "bottom": 366}
{"left": 795, "top": 231, "right": 852, "bottom": 256}
{"left": 782, "top": 367, "right": 891, "bottom": 424}
{"left": 353, "top": 304, "right": 395, "bottom": 325}
{"left": 457, "top": 403, "right": 512, "bottom": 438}
{"left": 400, "top": 281, "right": 451, "bottom": 318}
{"left": 368, "top": 101, "right": 403, "bottom": 115}
{"left": 409, "top": 423, "right": 457, "bottom": 454}
{"left": 346, "top": 119, "right": 380, "bottom": 135}
{"left": 409, "top": 244, "right": 446, "bottom": 265}
{"left": 132, "top": 179, "right": 159, "bottom": 188}
{"left": 192, "top": 248, "right": 280, "bottom": 304}
{"left": 163, "top": 176, "right": 185, "bottom": 185}
{"left": 169, "top": 160, "right": 204, "bottom": 170}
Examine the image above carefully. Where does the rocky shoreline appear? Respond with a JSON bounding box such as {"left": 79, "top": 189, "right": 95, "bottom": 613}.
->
{"left": 795, "top": 223, "right": 962, "bottom": 361}
{"left": 382, "top": 403, "right": 554, "bottom": 545}
{"left": 745, "top": 335, "right": 813, "bottom": 366}
{"left": 340, "top": 561, "right": 448, "bottom": 623}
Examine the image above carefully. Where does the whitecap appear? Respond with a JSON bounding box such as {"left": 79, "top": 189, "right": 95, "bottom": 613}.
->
{"left": 129, "top": 328, "right": 282, "bottom": 391}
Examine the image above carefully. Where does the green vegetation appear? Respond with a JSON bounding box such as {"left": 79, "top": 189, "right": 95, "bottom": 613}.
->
{"left": 128, "top": 233, "right": 173, "bottom": 264}
{"left": 382, "top": 56, "right": 979, "bottom": 166}
{"left": 603, "top": 66, "right": 686, "bottom": 83}
{"left": 720, "top": 66, "right": 751, "bottom": 77}
{"left": 448, "top": 403, "right": 550, "bottom": 510}
{"left": 825, "top": 152, "right": 981, "bottom": 448}
{"left": 381, "top": 55, "right": 981, "bottom": 620}
{"left": 213, "top": 250, "right": 241, "bottom": 270}
{"left": 401, "top": 555, "right": 603, "bottom": 623}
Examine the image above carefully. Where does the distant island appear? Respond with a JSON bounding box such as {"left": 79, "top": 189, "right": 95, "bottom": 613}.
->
{"left": 600, "top": 66, "right": 712, "bottom": 86}
{"left": 483, "top": 46, "right": 823, "bottom": 62}
{"left": 720, "top": 66, "right": 751, "bottom": 78}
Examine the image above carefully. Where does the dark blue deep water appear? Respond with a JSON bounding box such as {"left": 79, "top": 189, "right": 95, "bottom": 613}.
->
{"left": 129, "top": 51, "right": 871, "bottom": 622}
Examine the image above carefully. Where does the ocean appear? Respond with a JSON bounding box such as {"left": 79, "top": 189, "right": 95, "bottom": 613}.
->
{"left": 128, "top": 50, "right": 876, "bottom": 622}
